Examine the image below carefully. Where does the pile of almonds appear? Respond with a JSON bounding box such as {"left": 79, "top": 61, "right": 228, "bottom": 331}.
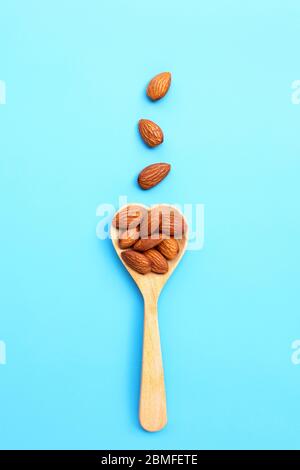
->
{"left": 113, "top": 205, "right": 186, "bottom": 275}
{"left": 137, "top": 72, "right": 172, "bottom": 190}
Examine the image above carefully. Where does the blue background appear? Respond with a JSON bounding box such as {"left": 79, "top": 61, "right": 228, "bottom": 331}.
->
{"left": 0, "top": 0, "right": 300, "bottom": 450}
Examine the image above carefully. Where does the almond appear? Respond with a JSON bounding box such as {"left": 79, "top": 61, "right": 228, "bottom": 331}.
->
{"left": 133, "top": 234, "right": 165, "bottom": 252}
{"left": 147, "top": 72, "right": 171, "bottom": 101}
{"left": 157, "top": 238, "right": 179, "bottom": 260}
{"left": 160, "top": 207, "right": 186, "bottom": 238}
{"left": 144, "top": 249, "right": 169, "bottom": 274}
{"left": 138, "top": 119, "right": 164, "bottom": 147}
{"left": 118, "top": 227, "right": 140, "bottom": 249}
{"left": 140, "top": 208, "right": 161, "bottom": 237}
{"left": 138, "top": 163, "right": 171, "bottom": 190}
{"left": 121, "top": 250, "right": 151, "bottom": 275}
{"left": 112, "top": 205, "right": 146, "bottom": 230}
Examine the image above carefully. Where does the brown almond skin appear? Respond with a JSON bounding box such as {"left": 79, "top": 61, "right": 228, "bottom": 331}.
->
{"left": 147, "top": 72, "right": 171, "bottom": 101}
{"left": 138, "top": 119, "right": 164, "bottom": 147}
{"left": 121, "top": 250, "right": 151, "bottom": 275}
{"left": 118, "top": 227, "right": 140, "bottom": 249}
{"left": 140, "top": 208, "right": 161, "bottom": 237}
{"left": 144, "top": 249, "right": 169, "bottom": 274}
{"left": 112, "top": 205, "right": 146, "bottom": 230}
{"left": 133, "top": 234, "right": 165, "bottom": 252}
{"left": 160, "top": 207, "right": 186, "bottom": 238}
{"left": 138, "top": 163, "right": 171, "bottom": 190}
{"left": 157, "top": 238, "right": 179, "bottom": 260}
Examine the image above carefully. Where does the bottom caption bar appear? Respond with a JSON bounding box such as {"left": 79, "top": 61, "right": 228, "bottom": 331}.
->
{"left": 0, "top": 451, "right": 199, "bottom": 466}
{"left": 0, "top": 450, "right": 284, "bottom": 463}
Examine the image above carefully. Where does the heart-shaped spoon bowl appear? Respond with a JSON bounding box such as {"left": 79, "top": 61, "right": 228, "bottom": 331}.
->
{"left": 110, "top": 203, "right": 188, "bottom": 432}
{"left": 111, "top": 204, "right": 188, "bottom": 296}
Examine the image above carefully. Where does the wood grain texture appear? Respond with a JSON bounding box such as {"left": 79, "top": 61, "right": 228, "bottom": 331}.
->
{"left": 140, "top": 297, "right": 167, "bottom": 432}
{"left": 111, "top": 204, "right": 188, "bottom": 432}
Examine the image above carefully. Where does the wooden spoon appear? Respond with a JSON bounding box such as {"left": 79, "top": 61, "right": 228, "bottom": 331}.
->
{"left": 110, "top": 204, "right": 188, "bottom": 432}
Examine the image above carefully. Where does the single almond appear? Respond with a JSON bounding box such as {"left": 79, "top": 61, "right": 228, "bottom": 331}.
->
{"left": 160, "top": 207, "right": 186, "bottom": 238}
{"left": 157, "top": 238, "right": 179, "bottom": 260}
{"left": 112, "top": 205, "right": 146, "bottom": 230}
{"left": 121, "top": 250, "right": 151, "bottom": 275}
{"left": 138, "top": 119, "right": 164, "bottom": 147}
{"left": 138, "top": 163, "right": 171, "bottom": 190}
{"left": 147, "top": 72, "right": 171, "bottom": 101}
{"left": 140, "top": 207, "right": 161, "bottom": 237}
{"left": 144, "top": 249, "right": 169, "bottom": 274}
{"left": 133, "top": 234, "right": 165, "bottom": 252}
{"left": 118, "top": 227, "right": 140, "bottom": 249}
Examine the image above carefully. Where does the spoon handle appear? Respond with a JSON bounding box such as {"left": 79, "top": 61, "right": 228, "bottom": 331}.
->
{"left": 139, "top": 298, "right": 167, "bottom": 432}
